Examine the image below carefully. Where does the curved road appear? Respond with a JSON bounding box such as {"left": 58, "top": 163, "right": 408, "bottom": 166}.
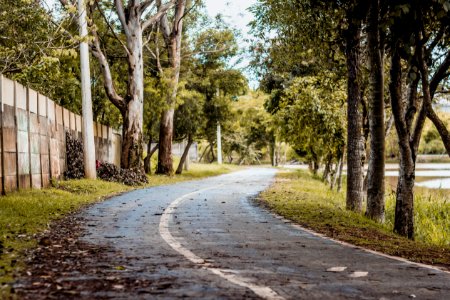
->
{"left": 79, "top": 168, "right": 450, "bottom": 299}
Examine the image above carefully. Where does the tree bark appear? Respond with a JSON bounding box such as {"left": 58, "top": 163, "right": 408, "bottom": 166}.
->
{"left": 331, "top": 158, "right": 341, "bottom": 190}
{"left": 144, "top": 138, "right": 158, "bottom": 174}
{"left": 390, "top": 48, "right": 416, "bottom": 239}
{"left": 157, "top": 109, "right": 175, "bottom": 174}
{"left": 337, "top": 148, "right": 345, "bottom": 192}
{"left": 269, "top": 136, "right": 276, "bottom": 166}
{"left": 121, "top": 99, "right": 144, "bottom": 169}
{"left": 209, "top": 142, "right": 216, "bottom": 163}
{"left": 156, "top": 0, "right": 187, "bottom": 174}
{"left": 199, "top": 144, "right": 210, "bottom": 163}
{"left": 345, "top": 15, "right": 364, "bottom": 213}
{"left": 120, "top": 12, "right": 145, "bottom": 169}
{"left": 176, "top": 135, "right": 193, "bottom": 174}
{"left": 322, "top": 154, "right": 332, "bottom": 183}
{"left": 366, "top": 0, "right": 385, "bottom": 222}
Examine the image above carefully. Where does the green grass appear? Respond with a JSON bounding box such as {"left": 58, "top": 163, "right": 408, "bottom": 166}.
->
{"left": 386, "top": 188, "right": 450, "bottom": 247}
{"left": 0, "top": 180, "right": 133, "bottom": 288}
{"left": 259, "top": 169, "right": 450, "bottom": 269}
{"left": 145, "top": 163, "right": 241, "bottom": 186}
{"left": 0, "top": 162, "right": 239, "bottom": 294}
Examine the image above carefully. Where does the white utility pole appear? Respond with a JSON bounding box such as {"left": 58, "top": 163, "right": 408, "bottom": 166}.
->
{"left": 78, "top": 0, "right": 96, "bottom": 179}
{"left": 217, "top": 122, "right": 222, "bottom": 165}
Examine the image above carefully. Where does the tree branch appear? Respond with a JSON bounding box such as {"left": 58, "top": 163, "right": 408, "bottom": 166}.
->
{"left": 417, "top": 32, "right": 450, "bottom": 157}
{"left": 94, "top": 1, "right": 131, "bottom": 57}
{"left": 430, "top": 51, "right": 450, "bottom": 98}
{"left": 90, "top": 26, "right": 126, "bottom": 113}
{"left": 140, "top": 0, "right": 155, "bottom": 12}
{"left": 114, "top": 0, "right": 130, "bottom": 36}
{"left": 142, "top": 0, "right": 176, "bottom": 31}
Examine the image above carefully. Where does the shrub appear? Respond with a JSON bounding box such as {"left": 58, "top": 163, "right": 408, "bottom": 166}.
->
{"left": 64, "top": 132, "right": 84, "bottom": 179}
{"left": 96, "top": 161, "right": 122, "bottom": 183}
{"left": 423, "top": 139, "right": 446, "bottom": 154}
{"left": 97, "top": 161, "right": 148, "bottom": 186}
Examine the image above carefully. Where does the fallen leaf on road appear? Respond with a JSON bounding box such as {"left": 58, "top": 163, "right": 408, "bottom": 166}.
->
{"left": 113, "top": 285, "right": 125, "bottom": 289}
{"left": 326, "top": 266, "right": 347, "bottom": 272}
{"left": 349, "top": 271, "right": 368, "bottom": 278}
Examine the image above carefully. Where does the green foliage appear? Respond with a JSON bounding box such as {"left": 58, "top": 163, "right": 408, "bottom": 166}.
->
{"left": 419, "top": 118, "right": 450, "bottom": 155}
{"left": 193, "top": 28, "right": 238, "bottom": 70}
{"left": 226, "top": 92, "right": 275, "bottom": 164}
{"left": 0, "top": 0, "right": 82, "bottom": 111}
{"left": 174, "top": 84, "right": 205, "bottom": 141}
{"left": 274, "top": 75, "right": 346, "bottom": 165}
{"left": 386, "top": 188, "right": 450, "bottom": 247}
{"left": 249, "top": 0, "right": 345, "bottom": 79}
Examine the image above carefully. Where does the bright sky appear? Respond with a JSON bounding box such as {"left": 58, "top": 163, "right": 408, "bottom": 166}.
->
{"left": 204, "top": 0, "right": 257, "bottom": 87}
{"left": 204, "top": 0, "right": 256, "bottom": 37}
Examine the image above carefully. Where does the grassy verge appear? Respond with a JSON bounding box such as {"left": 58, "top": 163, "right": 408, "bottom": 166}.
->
{"left": 259, "top": 169, "right": 450, "bottom": 270}
{"left": 0, "top": 163, "right": 239, "bottom": 290}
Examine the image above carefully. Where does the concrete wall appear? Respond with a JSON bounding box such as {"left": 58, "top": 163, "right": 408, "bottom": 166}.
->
{"left": 0, "top": 75, "right": 122, "bottom": 194}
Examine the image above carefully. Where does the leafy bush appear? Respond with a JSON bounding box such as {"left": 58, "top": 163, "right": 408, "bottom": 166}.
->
{"left": 64, "top": 131, "right": 147, "bottom": 185}
{"left": 424, "top": 127, "right": 441, "bottom": 143}
{"left": 422, "top": 139, "right": 446, "bottom": 154}
{"left": 64, "top": 132, "right": 84, "bottom": 179}
{"left": 96, "top": 161, "right": 122, "bottom": 183}
{"left": 97, "top": 161, "right": 148, "bottom": 186}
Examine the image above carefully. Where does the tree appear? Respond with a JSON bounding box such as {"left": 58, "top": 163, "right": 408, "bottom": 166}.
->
{"left": 59, "top": 0, "right": 177, "bottom": 169}
{"left": 143, "top": 77, "right": 164, "bottom": 174}
{"left": 173, "top": 86, "right": 204, "bottom": 174}
{"left": 250, "top": 0, "right": 367, "bottom": 211}
{"left": 185, "top": 27, "right": 246, "bottom": 163}
{"left": 343, "top": 2, "right": 368, "bottom": 213}
{"left": 274, "top": 75, "right": 346, "bottom": 173}
{"left": 155, "top": 0, "right": 187, "bottom": 175}
{"left": 387, "top": 0, "right": 450, "bottom": 238}
{"left": 366, "top": 0, "right": 385, "bottom": 221}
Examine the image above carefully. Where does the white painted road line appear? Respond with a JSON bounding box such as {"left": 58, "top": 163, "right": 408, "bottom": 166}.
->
{"left": 159, "top": 185, "right": 285, "bottom": 300}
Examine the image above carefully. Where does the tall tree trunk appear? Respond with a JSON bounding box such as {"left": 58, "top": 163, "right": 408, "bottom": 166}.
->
{"left": 199, "top": 144, "right": 210, "bottom": 162}
{"left": 345, "top": 16, "right": 364, "bottom": 212}
{"left": 121, "top": 100, "right": 143, "bottom": 169}
{"left": 390, "top": 49, "right": 416, "bottom": 239}
{"left": 269, "top": 137, "right": 276, "bottom": 166}
{"left": 331, "top": 158, "right": 341, "bottom": 190}
{"left": 209, "top": 143, "right": 216, "bottom": 163}
{"left": 176, "top": 135, "right": 193, "bottom": 174}
{"left": 322, "top": 154, "right": 332, "bottom": 183}
{"left": 156, "top": 0, "right": 186, "bottom": 174}
{"left": 337, "top": 149, "right": 345, "bottom": 192}
{"left": 366, "top": 0, "right": 385, "bottom": 222}
{"left": 157, "top": 109, "right": 175, "bottom": 174}
{"left": 144, "top": 138, "right": 158, "bottom": 174}
{"left": 121, "top": 16, "right": 145, "bottom": 169}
